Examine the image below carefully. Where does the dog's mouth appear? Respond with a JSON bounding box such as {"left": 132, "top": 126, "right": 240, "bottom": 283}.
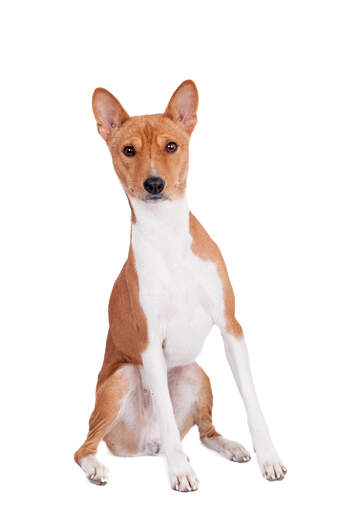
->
{"left": 144, "top": 193, "right": 166, "bottom": 203}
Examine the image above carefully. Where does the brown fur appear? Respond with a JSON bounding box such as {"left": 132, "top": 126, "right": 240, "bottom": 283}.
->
{"left": 92, "top": 80, "right": 197, "bottom": 203}
{"left": 106, "top": 114, "right": 190, "bottom": 201}
{"left": 74, "top": 368, "right": 130, "bottom": 464}
{"left": 96, "top": 245, "right": 148, "bottom": 389}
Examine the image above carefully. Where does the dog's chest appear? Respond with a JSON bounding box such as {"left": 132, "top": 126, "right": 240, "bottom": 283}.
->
{"left": 130, "top": 199, "right": 224, "bottom": 367}
{"left": 158, "top": 257, "right": 215, "bottom": 367}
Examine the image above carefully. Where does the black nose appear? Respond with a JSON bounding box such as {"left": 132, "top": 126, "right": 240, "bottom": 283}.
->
{"left": 143, "top": 176, "right": 165, "bottom": 195}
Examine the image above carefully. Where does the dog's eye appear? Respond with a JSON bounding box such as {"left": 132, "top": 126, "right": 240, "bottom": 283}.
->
{"left": 165, "top": 141, "right": 178, "bottom": 153}
{"left": 123, "top": 145, "right": 136, "bottom": 157}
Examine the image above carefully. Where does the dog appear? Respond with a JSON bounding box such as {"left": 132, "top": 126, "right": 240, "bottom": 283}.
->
{"left": 74, "top": 80, "right": 286, "bottom": 491}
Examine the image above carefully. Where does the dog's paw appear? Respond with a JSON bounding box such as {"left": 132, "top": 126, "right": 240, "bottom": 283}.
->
{"left": 218, "top": 439, "right": 251, "bottom": 463}
{"left": 201, "top": 435, "right": 251, "bottom": 462}
{"left": 170, "top": 470, "right": 199, "bottom": 492}
{"left": 168, "top": 450, "right": 199, "bottom": 492}
{"left": 256, "top": 448, "right": 287, "bottom": 481}
{"left": 80, "top": 454, "right": 109, "bottom": 485}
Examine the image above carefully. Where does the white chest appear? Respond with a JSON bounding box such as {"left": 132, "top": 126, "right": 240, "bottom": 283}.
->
{"left": 130, "top": 197, "right": 224, "bottom": 368}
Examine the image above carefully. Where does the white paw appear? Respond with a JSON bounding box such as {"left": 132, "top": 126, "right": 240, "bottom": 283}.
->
{"left": 170, "top": 470, "right": 199, "bottom": 492}
{"left": 256, "top": 447, "right": 287, "bottom": 481}
{"left": 80, "top": 454, "right": 109, "bottom": 486}
{"left": 168, "top": 451, "right": 199, "bottom": 492}
{"left": 219, "top": 439, "right": 251, "bottom": 463}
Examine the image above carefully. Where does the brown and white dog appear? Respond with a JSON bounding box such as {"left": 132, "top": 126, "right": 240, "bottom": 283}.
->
{"left": 74, "top": 80, "right": 286, "bottom": 491}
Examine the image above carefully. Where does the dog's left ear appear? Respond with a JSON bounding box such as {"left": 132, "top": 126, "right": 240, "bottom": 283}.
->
{"left": 165, "top": 80, "right": 198, "bottom": 134}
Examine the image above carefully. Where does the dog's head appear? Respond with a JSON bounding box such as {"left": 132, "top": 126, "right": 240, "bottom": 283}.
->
{"left": 92, "top": 80, "right": 198, "bottom": 203}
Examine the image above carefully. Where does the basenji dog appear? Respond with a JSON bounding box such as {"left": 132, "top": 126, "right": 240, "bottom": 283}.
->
{"left": 74, "top": 80, "right": 287, "bottom": 491}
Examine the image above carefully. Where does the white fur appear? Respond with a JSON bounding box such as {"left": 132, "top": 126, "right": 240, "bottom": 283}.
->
{"left": 222, "top": 333, "right": 286, "bottom": 480}
{"left": 130, "top": 196, "right": 225, "bottom": 368}
{"left": 130, "top": 194, "right": 286, "bottom": 485}
{"left": 80, "top": 454, "right": 108, "bottom": 485}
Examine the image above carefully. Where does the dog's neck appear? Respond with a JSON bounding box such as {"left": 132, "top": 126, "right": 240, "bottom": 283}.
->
{"left": 129, "top": 195, "right": 191, "bottom": 254}
{"left": 129, "top": 195, "right": 189, "bottom": 229}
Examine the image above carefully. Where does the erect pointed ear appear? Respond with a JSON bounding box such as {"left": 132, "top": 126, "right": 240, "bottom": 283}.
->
{"left": 92, "top": 88, "right": 129, "bottom": 141}
{"left": 164, "top": 80, "right": 199, "bottom": 134}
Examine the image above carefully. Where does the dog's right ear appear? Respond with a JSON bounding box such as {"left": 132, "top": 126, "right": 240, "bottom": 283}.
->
{"left": 92, "top": 88, "right": 129, "bottom": 141}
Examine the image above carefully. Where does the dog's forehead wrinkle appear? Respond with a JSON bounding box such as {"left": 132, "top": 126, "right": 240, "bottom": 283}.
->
{"left": 144, "top": 121, "right": 153, "bottom": 144}
{"left": 121, "top": 115, "right": 183, "bottom": 145}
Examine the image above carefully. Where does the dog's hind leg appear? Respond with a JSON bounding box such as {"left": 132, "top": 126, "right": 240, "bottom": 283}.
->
{"left": 169, "top": 363, "right": 251, "bottom": 463}
{"left": 197, "top": 365, "right": 251, "bottom": 462}
{"left": 195, "top": 364, "right": 251, "bottom": 463}
{"left": 74, "top": 364, "right": 137, "bottom": 485}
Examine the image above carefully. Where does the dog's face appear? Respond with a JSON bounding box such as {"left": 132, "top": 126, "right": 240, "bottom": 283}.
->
{"left": 92, "top": 81, "right": 198, "bottom": 202}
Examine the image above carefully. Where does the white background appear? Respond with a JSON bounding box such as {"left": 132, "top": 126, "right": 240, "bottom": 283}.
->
{"left": 1, "top": 1, "right": 340, "bottom": 510}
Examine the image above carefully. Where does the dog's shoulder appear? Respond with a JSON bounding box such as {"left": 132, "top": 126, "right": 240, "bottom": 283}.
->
{"left": 189, "top": 211, "right": 222, "bottom": 262}
{"left": 106, "top": 247, "right": 148, "bottom": 364}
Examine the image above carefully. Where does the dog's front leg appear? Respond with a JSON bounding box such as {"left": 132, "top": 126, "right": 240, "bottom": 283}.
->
{"left": 142, "top": 343, "right": 199, "bottom": 492}
{"left": 221, "top": 330, "right": 287, "bottom": 481}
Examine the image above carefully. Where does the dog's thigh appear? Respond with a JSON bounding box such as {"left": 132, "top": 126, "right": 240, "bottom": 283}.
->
{"left": 104, "top": 365, "right": 157, "bottom": 456}
{"left": 167, "top": 363, "right": 202, "bottom": 438}
{"left": 106, "top": 363, "right": 216, "bottom": 456}
{"left": 75, "top": 364, "right": 142, "bottom": 484}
